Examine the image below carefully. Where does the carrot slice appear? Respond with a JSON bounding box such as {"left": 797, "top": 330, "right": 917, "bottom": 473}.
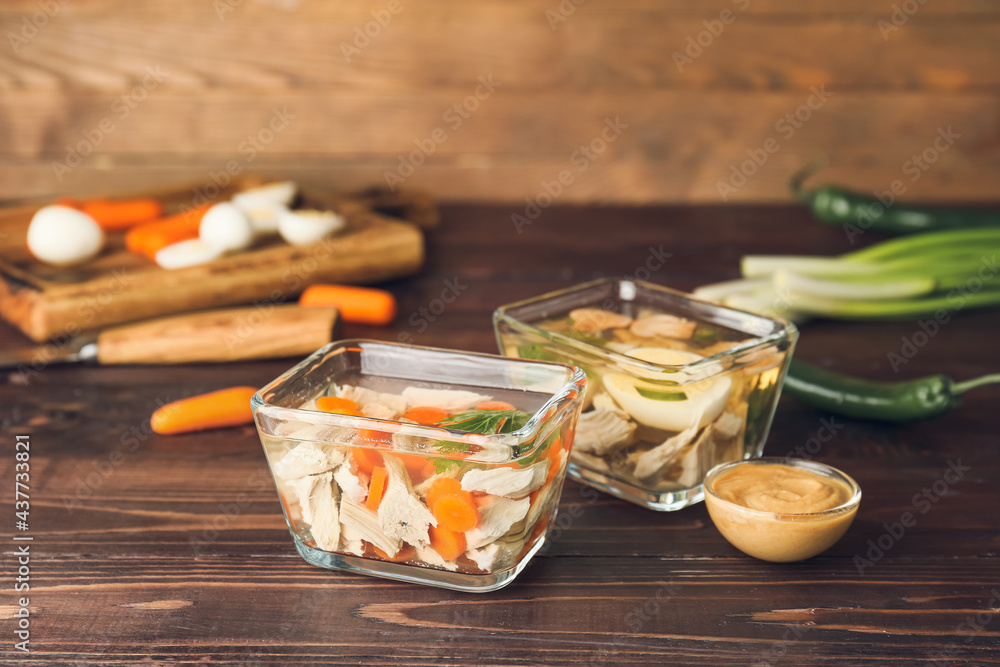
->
{"left": 316, "top": 396, "right": 360, "bottom": 413}
{"left": 366, "top": 466, "right": 389, "bottom": 510}
{"left": 475, "top": 401, "right": 515, "bottom": 411}
{"left": 433, "top": 493, "right": 479, "bottom": 532}
{"left": 125, "top": 205, "right": 211, "bottom": 260}
{"left": 352, "top": 447, "right": 384, "bottom": 474}
{"left": 299, "top": 284, "right": 396, "bottom": 325}
{"left": 402, "top": 405, "right": 449, "bottom": 425}
{"left": 83, "top": 198, "right": 163, "bottom": 231}
{"left": 425, "top": 477, "right": 468, "bottom": 509}
{"left": 373, "top": 543, "right": 416, "bottom": 562}
{"left": 394, "top": 453, "right": 431, "bottom": 483}
{"left": 150, "top": 386, "right": 256, "bottom": 435}
{"left": 429, "top": 526, "right": 467, "bottom": 561}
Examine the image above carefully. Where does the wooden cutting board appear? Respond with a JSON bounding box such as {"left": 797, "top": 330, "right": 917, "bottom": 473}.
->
{"left": 0, "top": 178, "right": 428, "bottom": 342}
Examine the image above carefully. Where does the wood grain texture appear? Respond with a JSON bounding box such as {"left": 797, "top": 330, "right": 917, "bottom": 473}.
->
{"left": 1, "top": 203, "right": 999, "bottom": 665}
{"left": 1, "top": 1, "right": 999, "bottom": 203}
{"left": 94, "top": 305, "right": 339, "bottom": 365}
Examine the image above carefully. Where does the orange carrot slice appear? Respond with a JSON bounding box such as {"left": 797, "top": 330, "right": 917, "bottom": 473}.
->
{"left": 402, "top": 405, "right": 449, "bottom": 425}
{"left": 83, "top": 198, "right": 163, "bottom": 231}
{"left": 429, "top": 526, "right": 467, "bottom": 561}
{"left": 353, "top": 447, "right": 383, "bottom": 475}
{"left": 394, "top": 453, "right": 431, "bottom": 482}
{"left": 299, "top": 284, "right": 396, "bottom": 325}
{"left": 425, "top": 477, "right": 468, "bottom": 509}
{"left": 475, "top": 401, "right": 515, "bottom": 411}
{"left": 373, "top": 543, "right": 416, "bottom": 562}
{"left": 433, "top": 493, "right": 479, "bottom": 532}
{"left": 366, "top": 466, "right": 388, "bottom": 510}
{"left": 316, "top": 396, "right": 360, "bottom": 413}
{"left": 150, "top": 386, "right": 256, "bottom": 435}
{"left": 125, "top": 205, "right": 211, "bottom": 260}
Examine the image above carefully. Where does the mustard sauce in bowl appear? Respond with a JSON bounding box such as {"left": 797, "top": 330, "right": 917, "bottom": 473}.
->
{"left": 704, "top": 458, "right": 861, "bottom": 562}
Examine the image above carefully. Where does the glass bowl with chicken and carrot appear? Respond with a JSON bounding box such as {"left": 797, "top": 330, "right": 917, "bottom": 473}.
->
{"left": 494, "top": 278, "right": 798, "bottom": 511}
{"left": 252, "top": 340, "right": 586, "bottom": 592}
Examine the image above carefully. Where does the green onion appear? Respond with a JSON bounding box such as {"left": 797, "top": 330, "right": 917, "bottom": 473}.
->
{"left": 695, "top": 227, "right": 1000, "bottom": 321}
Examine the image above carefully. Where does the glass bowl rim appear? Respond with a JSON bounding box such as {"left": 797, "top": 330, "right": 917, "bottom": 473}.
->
{"left": 493, "top": 277, "right": 798, "bottom": 381}
{"left": 703, "top": 456, "right": 862, "bottom": 520}
{"left": 251, "top": 338, "right": 588, "bottom": 459}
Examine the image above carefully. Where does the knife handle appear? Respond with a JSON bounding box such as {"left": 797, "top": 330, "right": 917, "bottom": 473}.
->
{"left": 95, "top": 305, "right": 340, "bottom": 365}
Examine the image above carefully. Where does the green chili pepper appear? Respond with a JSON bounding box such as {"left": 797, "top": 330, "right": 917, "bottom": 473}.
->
{"left": 782, "top": 359, "right": 1000, "bottom": 423}
{"left": 791, "top": 158, "right": 1000, "bottom": 235}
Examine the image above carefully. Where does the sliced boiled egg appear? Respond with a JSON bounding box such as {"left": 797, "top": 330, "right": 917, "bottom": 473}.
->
{"left": 155, "top": 238, "right": 224, "bottom": 269}
{"left": 26, "top": 205, "right": 104, "bottom": 266}
{"left": 277, "top": 208, "right": 345, "bottom": 246}
{"left": 604, "top": 347, "right": 731, "bottom": 431}
{"left": 231, "top": 181, "right": 297, "bottom": 211}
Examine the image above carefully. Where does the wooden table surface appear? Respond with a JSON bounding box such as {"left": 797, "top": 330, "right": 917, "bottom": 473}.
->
{"left": 2, "top": 203, "right": 999, "bottom": 666}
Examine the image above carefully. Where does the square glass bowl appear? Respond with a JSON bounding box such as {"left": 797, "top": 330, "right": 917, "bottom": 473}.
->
{"left": 252, "top": 340, "right": 587, "bottom": 592}
{"left": 493, "top": 278, "right": 798, "bottom": 511}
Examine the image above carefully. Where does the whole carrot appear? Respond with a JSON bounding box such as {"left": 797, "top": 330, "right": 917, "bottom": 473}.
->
{"left": 150, "top": 386, "right": 257, "bottom": 435}
{"left": 82, "top": 198, "right": 163, "bottom": 231}
{"left": 299, "top": 284, "right": 396, "bottom": 325}
{"left": 126, "top": 205, "right": 211, "bottom": 260}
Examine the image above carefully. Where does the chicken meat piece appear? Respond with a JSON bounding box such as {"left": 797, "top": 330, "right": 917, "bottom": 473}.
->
{"left": 629, "top": 314, "right": 697, "bottom": 339}
{"left": 401, "top": 387, "right": 492, "bottom": 412}
{"left": 287, "top": 472, "right": 340, "bottom": 552}
{"left": 466, "top": 542, "right": 518, "bottom": 573}
{"left": 273, "top": 442, "right": 345, "bottom": 480}
{"left": 378, "top": 455, "right": 438, "bottom": 548}
{"left": 465, "top": 496, "right": 531, "bottom": 550}
{"left": 415, "top": 545, "right": 459, "bottom": 571}
{"left": 460, "top": 461, "right": 549, "bottom": 498}
{"left": 713, "top": 411, "right": 743, "bottom": 439}
{"left": 632, "top": 421, "right": 701, "bottom": 482}
{"left": 675, "top": 428, "right": 717, "bottom": 488}
{"left": 339, "top": 524, "right": 366, "bottom": 556}
{"left": 334, "top": 463, "right": 368, "bottom": 504}
{"left": 334, "top": 384, "right": 407, "bottom": 420}
{"left": 569, "top": 308, "right": 633, "bottom": 333}
{"left": 340, "top": 496, "right": 401, "bottom": 556}
{"left": 574, "top": 401, "right": 636, "bottom": 455}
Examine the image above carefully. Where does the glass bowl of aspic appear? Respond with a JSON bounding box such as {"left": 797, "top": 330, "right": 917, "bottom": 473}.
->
{"left": 252, "top": 340, "right": 587, "bottom": 592}
{"left": 494, "top": 278, "right": 798, "bottom": 511}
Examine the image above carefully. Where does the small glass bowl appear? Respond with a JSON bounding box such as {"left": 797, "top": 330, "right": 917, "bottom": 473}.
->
{"left": 704, "top": 457, "right": 862, "bottom": 562}
{"left": 493, "top": 277, "right": 798, "bottom": 511}
{"left": 252, "top": 340, "right": 587, "bottom": 592}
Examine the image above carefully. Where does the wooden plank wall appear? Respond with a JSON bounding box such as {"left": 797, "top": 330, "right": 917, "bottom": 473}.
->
{"left": 1, "top": 0, "right": 998, "bottom": 204}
